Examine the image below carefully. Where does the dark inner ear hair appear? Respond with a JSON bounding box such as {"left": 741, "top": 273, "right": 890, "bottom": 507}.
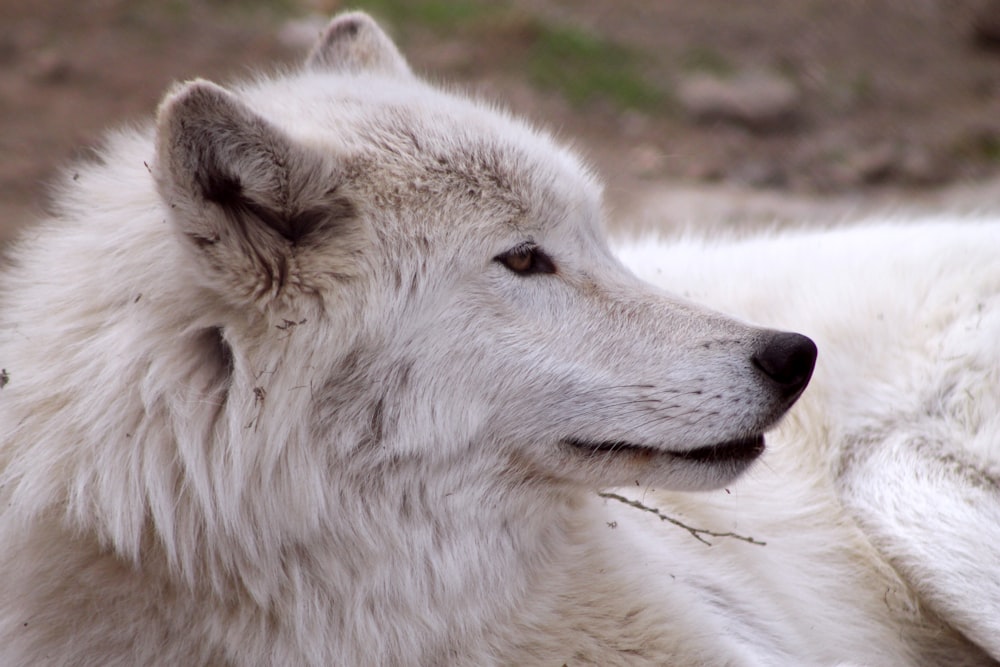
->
{"left": 195, "top": 161, "right": 356, "bottom": 246}
{"left": 196, "top": 164, "right": 292, "bottom": 243}
{"left": 199, "top": 166, "right": 245, "bottom": 211}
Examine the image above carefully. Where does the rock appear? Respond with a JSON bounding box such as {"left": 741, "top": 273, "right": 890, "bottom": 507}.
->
{"left": 835, "top": 142, "right": 944, "bottom": 187}
{"left": 848, "top": 143, "right": 897, "bottom": 184}
{"left": 678, "top": 71, "right": 801, "bottom": 132}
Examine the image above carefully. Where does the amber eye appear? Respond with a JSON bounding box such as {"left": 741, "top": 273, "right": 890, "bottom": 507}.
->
{"left": 495, "top": 243, "right": 556, "bottom": 275}
{"left": 504, "top": 248, "right": 533, "bottom": 273}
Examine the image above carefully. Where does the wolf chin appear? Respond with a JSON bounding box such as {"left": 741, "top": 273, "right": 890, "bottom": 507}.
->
{"left": 1, "top": 11, "right": 998, "bottom": 666}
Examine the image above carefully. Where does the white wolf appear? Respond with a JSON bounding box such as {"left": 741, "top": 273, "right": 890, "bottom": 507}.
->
{"left": 0, "top": 11, "right": 997, "bottom": 666}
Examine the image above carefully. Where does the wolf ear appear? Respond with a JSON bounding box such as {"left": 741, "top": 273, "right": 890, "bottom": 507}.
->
{"left": 306, "top": 11, "right": 412, "bottom": 77}
{"left": 154, "top": 79, "right": 356, "bottom": 305}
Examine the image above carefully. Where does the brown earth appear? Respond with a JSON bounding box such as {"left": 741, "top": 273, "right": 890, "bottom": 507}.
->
{"left": 3, "top": 0, "right": 1000, "bottom": 243}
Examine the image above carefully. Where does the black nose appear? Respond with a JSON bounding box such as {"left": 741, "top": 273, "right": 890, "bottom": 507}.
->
{"left": 752, "top": 331, "right": 818, "bottom": 400}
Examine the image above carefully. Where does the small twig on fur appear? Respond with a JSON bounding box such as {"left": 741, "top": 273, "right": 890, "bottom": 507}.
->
{"left": 276, "top": 318, "right": 307, "bottom": 331}
{"left": 0, "top": 368, "right": 8, "bottom": 389}
{"left": 598, "top": 491, "right": 766, "bottom": 547}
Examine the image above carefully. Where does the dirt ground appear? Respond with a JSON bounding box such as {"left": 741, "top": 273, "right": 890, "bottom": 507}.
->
{"left": 3, "top": 0, "right": 1000, "bottom": 243}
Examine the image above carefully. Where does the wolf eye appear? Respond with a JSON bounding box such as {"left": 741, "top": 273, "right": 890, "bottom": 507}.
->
{"left": 494, "top": 243, "right": 556, "bottom": 276}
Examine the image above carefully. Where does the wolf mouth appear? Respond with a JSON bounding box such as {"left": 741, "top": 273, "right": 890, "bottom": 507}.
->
{"left": 563, "top": 434, "right": 765, "bottom": 464}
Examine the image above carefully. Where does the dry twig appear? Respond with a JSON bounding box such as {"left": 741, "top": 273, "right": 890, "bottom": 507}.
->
{"left": 598, "top": 491, "right": 766, "bottom": 547}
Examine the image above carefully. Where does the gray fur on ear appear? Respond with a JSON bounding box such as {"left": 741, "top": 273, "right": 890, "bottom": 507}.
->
{"left": 153, "top": 79, "right": 357, "bottom": 305}
{"left": 306, "top": 11, "right": 412, "bottom": 77}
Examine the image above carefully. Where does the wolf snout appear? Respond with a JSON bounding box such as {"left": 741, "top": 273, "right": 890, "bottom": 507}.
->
{"left": 752, "top": 331, "right": 818, "bottom": 400}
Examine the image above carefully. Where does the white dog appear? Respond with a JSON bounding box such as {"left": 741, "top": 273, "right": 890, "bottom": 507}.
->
{"left": 0, "top": 11, "right": 997, "bottom": 666}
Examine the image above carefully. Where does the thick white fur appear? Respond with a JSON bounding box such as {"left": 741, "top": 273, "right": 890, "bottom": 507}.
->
{"left": 620, "top": 224, "right": 1000, "bottom": 665}
{"left": 1, "top": 11, "right": 998, "bottom": 666}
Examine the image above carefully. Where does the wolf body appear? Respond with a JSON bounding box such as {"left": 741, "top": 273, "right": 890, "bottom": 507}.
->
{"left": 0, "top": 12, "right": 997, "bottom": 666}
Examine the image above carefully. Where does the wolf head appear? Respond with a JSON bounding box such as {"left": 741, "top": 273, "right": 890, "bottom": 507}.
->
{"left": 150, "top": 12, "right": 815, "bottom": 500}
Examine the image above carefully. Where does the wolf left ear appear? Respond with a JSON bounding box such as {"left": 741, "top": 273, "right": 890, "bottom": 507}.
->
{"left": 154, "top": 79, "right": 357, "bottom": 306}
{"left": 306, "top": 11, "right": 412, "bottom": 77}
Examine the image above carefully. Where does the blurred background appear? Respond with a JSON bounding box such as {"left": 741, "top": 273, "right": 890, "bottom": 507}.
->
{"left": 2, "top": 0, "right": 1000, "bottom": 241}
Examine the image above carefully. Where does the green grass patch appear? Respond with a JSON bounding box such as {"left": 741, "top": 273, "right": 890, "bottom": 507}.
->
{"left": 526, "top": 23, "right": 665, "bottom": 111}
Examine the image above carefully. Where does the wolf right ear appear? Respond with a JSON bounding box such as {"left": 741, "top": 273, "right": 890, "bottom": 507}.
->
{"left": 306, "top": 11, "right": 412, "bottom": 78}
{"left": 154, "top": 79, "right": 358, "bottom": 307}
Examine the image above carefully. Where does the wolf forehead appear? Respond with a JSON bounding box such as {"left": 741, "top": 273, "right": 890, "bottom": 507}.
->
{"left": 183, "top": 68, "right": 604, "bottom": 233}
